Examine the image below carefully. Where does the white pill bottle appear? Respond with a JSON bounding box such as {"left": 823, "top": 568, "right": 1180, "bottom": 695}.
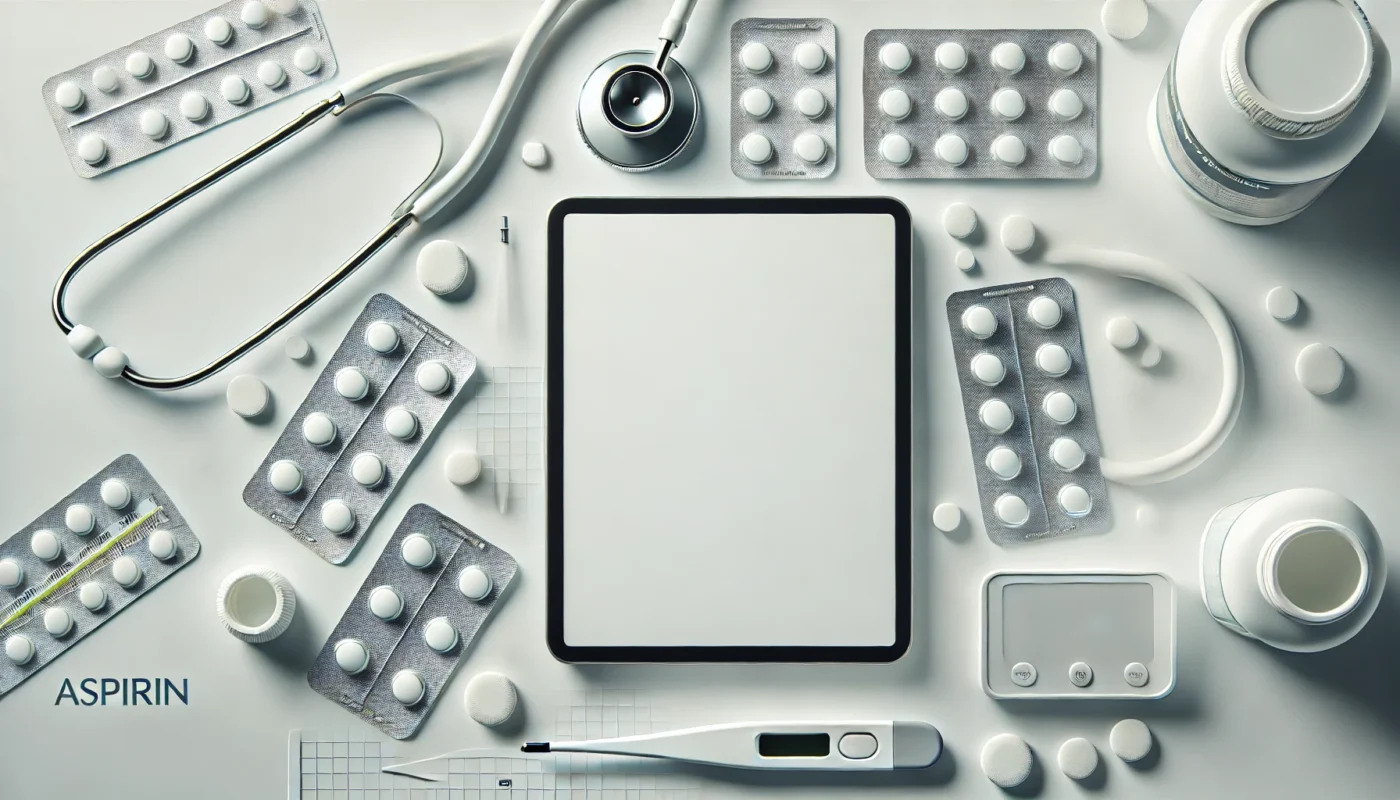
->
{"left": 1151, "top": 0, "right": 1390, "bottom": 225}
{"left": 1200, "top": 488, "right": 1386, "bottom": 652}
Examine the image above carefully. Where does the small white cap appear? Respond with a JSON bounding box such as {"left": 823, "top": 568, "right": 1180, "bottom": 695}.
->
{"left": 879, "top": 41, "right": 912, "bottom": 72}
{"left": 794, "top": 133, "right": 827, "bottom": 164}
{"left": 1106, "top": 316, "right": 1140, "bottom": 349}
{"left": 284, "top": 334, "right": 311, "bottom": 361}
{"left": 100, "top": 478, "right": 131, "bottom": 509}
{"left": 165, "top": 33, "right": 195, "bottom": 64}
{"left": 4, "top": 634, "right": 35, "bottom": 665}
{"left": 991, "top": 42, "right": 1026, "bottom": 73}
{"left": 384, "top": 406, "right": 419, "bottom": 440}
{"left": 1296, "top": 343, "right": 1345, "bottom": 395}
{"left": 740, "top": 133, "right": 773, "bottom": 165}
{"left": 77, "top": 135, "right": 107, "bottom": 165}
{"left": 241, "top": 1, "right": 271, "bottom": 28}
{"left": 879, "top": 88, "right": 912, "bottom": 120}
{"left": 416, "top": 361, "right": 452, "bottom": 395}
{"left": 935, "top": 41, "right": 967, "bottom": 72}
{"left": 953, "top": 248, "right": 977, "bottom": 272}
{"left": 1050, "top": 437, "right": 1087, "bottom": 471}
{"left": 179, "top": 92, "right": 210, "bottom": 121}
{"left": 1036, "top": 343, "right": 1072, "bottom": 376}
{"left": 93, "top": 66, "right": 121, "bottom": 93}
{"left": 226, "top": 374, "right": 269, "bottom": 418}
{"left": 995, "top": 494, "right": 1030, "bottom": 527}
{"left": 258, "top": 60, "right": 287, "bottom": 88}
{"left": 1059, "top": 484, "right": 1093, "bottom": 517}
{"left": 302, "top": 412, "right": 337, "bottom": 446}
{"left": 1043, "top": 391, "right": 1077, "bottom": 424}
{"left": 112, "top": 555, "right": 142, "bottom": 588}
{"left": 365, "top": 321, "right": 399, "bottom": 354}
{"left": 1109, "top": 719, "right": 1153, "bottom": 762}
{"left": 1058, "top": 737, "right": 1098, "bottom": 780}
{"left": 465, "top": 671, "right": 518, "bottom": 727}
{"left": 1027, "top": 296, "right": 1062, "bottom": 329}
{"left": 1048, "top": 42, "right": 1083, "bottom": 75}
{"left": 991, "top": 134, "right": 1027, "bottom": 166}
{"left": 1266, "top": 286, "right": 1300, "bottom": 321}
{"left": 220, "top": 75, "right": 251, "bottom": 105}
{"left": 55, "top": 81, "right": 85, "bottom": 111}
{"left": 140, "top": 109, "right": 169, "bottom": 139}
{"left": 205, "top": 16, "right": 234, "bottom": 45}
{"left": 68, "top": 325, "right": 105, "bottom": 359}
{"left": 444, "top": 451, "right": 482, "bottom": 486}
{"left": 351, "top": 453, "right": 385, "bottom": 488}
{"left": 458, "top": 565, "right": 493, "bottom": 601}
{"left": 1049, "top": 88, "right": 1084, "bottom": 121}
{"left": 981, "top": 733, "right": 1033, "bottom": 788}
{"left": 268, "top": 459, "right": 303, "bottom": 494}
{"left": 44, "top": 607, "right": 74, "bottom": 637}
{"left": 971, "top": 353, "right": 1005, "bottom": 386}
{"left": 794, "top": 41, "right": 826, "bottom": 72}
{"left": 741, "top": 88, "right": 773, "bottom": 119}
{"left": 148, "top": 528, "right": 178, "bottom": 561}
{"left": 293, "top": 46, "right": 322, "bottom": 74}
{"left": 126, "top": 51, "right": 155, "bottom": 78}
{"left": 934, "top": 87, "right": 968, "bottom": 120}
{"left": 335, "top": 639, "right": 370, "bottom": 674}
{"left": 416, "top": 240, "right": 470, "bottom": 296}
{"left": 401, "top": 533, "right": 437, "bottom": 569}
{"left": 79, "top": 582, "right": 107, "bottom": 611}
{"left": 424, "top": 617, "right": 458, "bottom": 652}
{"left": 986, "top": 446, "right": 1022, "bottom": 480}
{"left": 931, "top": 503, "right": 962, "bottom": 533}
{"left": 521, "top": 141, "right": 548, "bottom": 167}
{"left": 740, "top": 41, "right": 773, "bottom": 73}
{"left": 1049, "top": 135, "right": 1084, "bottom": 166}
{"left": 321, "top": 499, "right": 355, "bottom": 534}
{"left": 880, "top": 134, "right": 912, "bottom": 165}
{"left": 1000, "top": 215, "right": 1037, "bottom": 254}
{"left": 31, "top": 529, "right": 62, "bottom": 561}
{"left": 215, "top": 566, "right": 297, "bottom": 644}
{"left": 65, "top": 504, "right": 95, "bottom": 535}
{"left": 962, "top": 305, "right": 997, "bottom": 339}
{"left": 935, "top": 134, "right": 968, "bottom": 166}
{"left": 979, "top": 399, "right": 1014, "bottom": 434}
{"left": 991, "top": 88, "right": 1026, "bottom": 121}
{"left": 0, "top": 558, "right": 23, "bottom": 589}
{"left": 943, "top": 202, "right": 978, "bottom": 239}
{"left": 392, "top": 670, "right": 426, "bottom": 706}
{"left": 368, "top": 585, "right": 404, "bottom": 621}
{"left": 794, "top": 87, "right": 826, "bottom": 119}
{"left": 335, "top": 366, "right": 370, "bottom": 400}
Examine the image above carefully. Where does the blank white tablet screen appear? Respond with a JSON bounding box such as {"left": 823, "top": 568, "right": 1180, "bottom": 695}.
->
{"left": 560, "top": 210, "right": 899, "bottom": 648}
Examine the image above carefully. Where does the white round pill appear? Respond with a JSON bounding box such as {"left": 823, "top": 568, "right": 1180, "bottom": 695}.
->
{"left": 794, "top": 87, "right": 826, "bottom": 118}
{"left": 880, "top": 134, "right": 912, "bottom": 165}
{"left": 0, "top": 558, "right": 22, "bottom": 589}
{"left": 257, "top": 60, "right": 287, "bottom": 88}
{"left": 1000, "top": 215, "right": 1037, "bottom": 254}
{"left": 954, "top": 248, "right": 977, "bottom": 272}
{"left": 416, "top": 239, "right": 470, "bottom": 296}
{"left": 1110, "top": 719, "right": 1153, "bottom": 762}
{"left": 284, "top": 334, "right": 310, "bottom": 361}
{"left": 165, "top": 33, "right": 195, "bottom": 64}
{"left": 126, "top": 51, "right": 155, "bottom": 78}
{"left": 879, "top": 42, "right": 912, "bottom": 72}
{"left": 740, "top": 87, "right": 773, "bottom": 119}
{"left": 935, "top": 41, "right": 968, "bottom": 72}
{"left": 943, "top": 202, "right": 978, "bottom": 239}
{"left": 1103, "top": 0, "right": 1151, "bottom": 41}
{"left": 465, "top": 672, "right": 519, "bottom": 726}
{"left": 4, "top": 634, "right": 35, "bottom": 665}
{"left": 932, "top": 503, "right": 962, "bottom": 533}
{"left": 962, "top": 305, "right": 997, "bottom": 338}
{"left": 180, "top": 92, "right": 210, "bottom": 121}
{"left": 995, "top": 494, "right": 1031, "bottom": 527}
{"left": 1059, "top": 484, "right": 1093, "bottom": 517}
{"left": 302, "top": 412, "right": 336, "bottom": 446}
{"left": 794, "top": 133, "right": 827, "bottom": 164}
{"left": 980, "top": 399, "right": 1014, "bottom": 434}
{"left": 241, "top": 1, "right": 271, "bottom": 28}
{"left": 740, "top": 132, "right": 773, "bottom": 165}
{"left": 401, "top": 533, "right": 437, "bottom": 569}
{"left": 384, "top": 406, "right": 419, "bottom": 440}
{"left": 1266, "top": 286, "right": 1300, "bottom": 321}
{"left": 1296, "top": 343, "right": 1345, "bottom": 395}
{"left": 268, "top": 460, "right": 303, "bottom": 494}
{"left": 112, "top": 555, "right": 141, "bottom": 588}
{"left": 293, "top": 46, "right": 321, "bottom": 74}
{"left": 1048, "top": 42, "right": 1083, "bottom": 75}
{"left": 67, "top": 325, "right": 104, "bottom": 359}
{"left": 392, "top": 669, "right": 426, "bottom": 705}
{"left": 336, "top": 367, "right": 369, "bottom": 400}
{"left": 55, "top": 81, "right": 85, "bottom": 111}
{"left": 93, "top": 347, "right": 128, "bottom": 378}
{"left": 935, "top": 134, "right": 969, "bottom": 166}
{"left": 220, "top": 75, "right": 251, "bottom": 104}
{"left": 93, "top": 66, "right": 120, "bottom": 93}
{"left": 44, "top": 607, "right": 74, "bottom": 637}
{"left": 365, "top": 321, "right": 400, "bottom": 354}
{"left": 368, "top": 585, "right": 403, "bottom": 621}
{"left": 205, "top": 16, "right": 234, "bottom": 45}
{"left": 424, "top": 617, "right": 458, "bottom": 653}
{"left": 934, "top": 87, "right": 968, "bottom": 121}
{"left": 1058, "top": 737, "right": 1098, "bottom": 780}
{"left": 79, "top": 582, "right": 107, "bottom": 611}
{"left": 334, "top": 638, "right": 370, "bottom": 674}
{"left": 1028, "top": 296, "right": 1062, "bottom": 329}
{"left": 148, "top": 528, "right": 177, "bottom": 561}
{"left": 794, "top": 41, "right": 826, "bottom": 72}
{"left": 991, "top": 134, "right": 1027, "bottom": 166}
{"left": 100, "top": 478, "right": 131, "bottom": 509}
{"left": 520, "top": 141, "right": 548, "bottom": 167}
{"left": 1106, "top": 317, "right": 1140, "bottom": 349}
{"left": 352, "top": 453, "right": 385, "bottom": 488}
{"left": 740, "top": 42, "right": 773, "bottom": 73}
{"left": 991, "top": 42, "right": 1026, "bottom": 73}
{"left": 416, "top": 361, "right": 452, "bottom": 395}
{"left": 139, "top": 109, "right": 169, "bottom": 139}
{"left": 1050, "top": 437, "right": 1087, "bottom": 471}
{"left": 1140, "top": 343, "right": 1163, "bottom": 369}
{"left": 321, "top": 500, "right": 354, "bottom": 534}
{"left": 1049, "top": 135, "right": 1084, "bottom": 166}
{"left": 1049, "top": 88, "right": 1084, "bottom": 121}
{"left": 444, "top": 451, "right": 482, "bottom": 486}
{"left": 981, "top": 733, "right": 1033, "bottom": 788}
{"left": 991, "top": 88, "right": 1025, "bottom": 121}
{"left": 986, "top": 446, "right": 1022, "bottom": 480}
{"left": 1043, "top": 391, "right": 1077, "bottom": 424}
{"left": 77, "top": 135, "right": 107, "bottom": 165}
{"left": 879, "top": 88, "right": 912, "bottom": 120}
{"left": 65, "top": 504, "right": 95, "bottom": 535}
{"left": 226, "top": 374, "right": 269, "bottom": 417}
{"left": 971, "top": 353, "right": 1006, "bottom": 386}
{"left": 1036, "top": 343, "right": 1072, "bottom": 376}
{"left": 31, "top": 530, "right": 61, "bottom": 562}
{"left": 458, "top": 565, "right": 492, "bottom": 601}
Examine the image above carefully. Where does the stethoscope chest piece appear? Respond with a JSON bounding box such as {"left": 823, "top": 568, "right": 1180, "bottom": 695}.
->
{"left": 578, "top": 50, "right": 698, "bottom": 171}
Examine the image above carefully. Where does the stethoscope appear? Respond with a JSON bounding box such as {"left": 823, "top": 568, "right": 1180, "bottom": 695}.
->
{"left": 53, "top": 0, "right": 699, "bottom": 390}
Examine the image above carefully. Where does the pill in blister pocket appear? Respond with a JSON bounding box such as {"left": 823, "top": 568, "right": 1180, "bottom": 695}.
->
{"left": 980, "top": 399, "right": 1014, "bottom": 434}
{"left": 740, "top": 42, "right": 773, "bottom": 73}
{"left": 1059, "top": 484, "right": 1092, "bottom": 516}
{"left": 336, "top": 367, "right": 370, "bottom": 400}
{"left": 4, "top": 635, "right": 35, "bottom": 665}
{"left": 334, "top": 638, "right": 369, "bottom": 674}
{"left": 126, "top": 52, "right": 155, "bottom": 79}
{"left": 1049, "top": 135, "right": 1084, "bottom": 166}
{"left": 1050, "top": 438, "right": 1086, "bottom": 471}
{"left": 741, "top": 88, "right": 774, "bottom": 119}
{"left": 148, "top": 529, "right": 178, "bottom": 561}
{"left": 165, "top": 33, "right": 195, "bottom": 64}
{"left": 992, "top": 135, "right": 1027, "bottom": 166}
{"left": 879, "top": 41, "right": 912, "bottom": 72}
{"left": 1048, "top": 42, "right": 1083, "bottom": 75}
{"left": 92, "top": 66, "right": 120, "bottom": 93}
{"left": 392, "top": 669, "right": 426, "bottom": 705}
{"left": 321, "top": 500, "right": 355, "bottom": 534}
{"left": 205, "top": 16, "right": 234, "bottom": 45}
{"left": 1027, "top": 296, "right": 1062, "bottom": 329}
{"left": 365, "top": 321, "right": 400, "bottom": 354}
{"left": 458, "top": 566, "right": 492, "bottom": 601}
{"left": 962, "top": 306, "right": 997, "bottom": 339}
{"left": 794, "top": 41, "right": 826, "bottom": 72}
{"left": 31, "top": 530, "right": 62, "bottom": 562}
{"left": 935, "top": 41, "right": 968, "bottom": 72}
{"left": 0, "top": 558, "right": 23, "bottom": 589}
{"left": 258, "top": 60, "right": 287, "bottom": 88}
{"left": 221, "top": 75, "right": 251, "bottom": 104}
{"left": 880, "top": 134, "right": 911, "bottom": 165}
{"left": 935, "top": 87, "right": 968, "bottom": 120}
{"left": 935, "top": 134, "right": 968, "bottom": 166}
{"left": 1049, "top": 89, "right": 1084, "bottom": 121}
{"left": 401, "top": 533, "right": 437, "bottom": 569}
{"left": 302, "top": 412, "right": 337, "bottom": 446}
{"left": 995, "top": 494, "right": 1030, "bottom": 526}
{"left": 1043, "top": 391, "right": 1077, "bottom": 424}
{"left": 44, "top": 607, "right": 74, "bottom": 637}
{"left": 986, "top": 447, "right": 1022, "bottom": 480}
{"left": 241, "top": 1, "right": 271, "bottom": 29}
{"left": 79, "top": 582, "right": 107, "bottom": 611}
{"left": 112, "top": 556, "right": 142, "bottom": 588}
{"left": 140, "top": 109, "right": 169, "bottom": 139}
{"left": 368, "top": 585, "right": 404, "bottom": 621}
{"left": 269, "top": 460, "right": 303, "bottom": 494}
{"left": 55, "top": 81, "right": 84, "bottom": 111}
{"left": 65, "top": 504, "right": 95, "bottom": 535}
{"left": 77, "top": 135, "right": 107, "bottom": 165}
{"left": 991, "top": 42, "right": 1025, "bottom": 73}
{"left": 424, "top": 617, "right": 458, "bottom": 652}
{"left": 180, "top": 92, "right": 210, "bottom": 121}
{"left": 416, "top": 361, "right": 452, "bottom": 395}
{"left": 384, "top": 406, "right": 419, "bottom": 440}
{"left": 879, "top": 88, "right": 911, "bottom": 120}
{"left": 741, "top": 133, "right": 773, "bottom": 164}
{"left": 991, "top": 89, "right": 1026, "bottom": 121}
{"left": 793, "top": 133, "right": 827, "bottom": 164}
{"left": 293, "top": 46, "right": 321, "bottom": 74}
{"left": 971, "top": 353, "right": 1006, "bottom": 386}
{"left": 795, "top": 87, "right": 826, "bottom": 118}
{"left": 352, "top": 453, "right": 386, "bottom": 488}
{"left": 1036, "top": 344, "right": 1072, "bottom": 376}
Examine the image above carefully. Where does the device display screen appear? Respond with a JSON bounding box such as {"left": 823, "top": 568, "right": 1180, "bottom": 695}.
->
{"left": 757, "top": 733, "right": 830, "bottom": 758}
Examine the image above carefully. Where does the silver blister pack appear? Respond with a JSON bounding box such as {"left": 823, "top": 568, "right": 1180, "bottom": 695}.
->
{"left": 0, "top": 454, "right": 200, "bottom": 697}
{"left": 946, "top": 279, "right": 1111, "bottom": 543}
{"left": 41, "top": 0, "right": 337, "bottom": 177}
{"left": 307, "top": 504, "right": 517, "bottom": 739}
{"left": 243, "top": 294, "right": 477, "bottom": 565}
{"left": 730, "top": 18, "right": 837, "bottom": 180}
{"left": 862, "top": 29, "right": 1098, "bottom": 179}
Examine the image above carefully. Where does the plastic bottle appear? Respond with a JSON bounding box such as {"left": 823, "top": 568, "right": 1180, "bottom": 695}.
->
{"left": 1150, "top": 0, "right": 1391, "bottom": 225}
{"left": 1200, "top": 488, "right": 1385, "bottom": 652}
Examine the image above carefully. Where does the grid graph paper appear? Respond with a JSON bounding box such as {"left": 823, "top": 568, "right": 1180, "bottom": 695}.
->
{"left": 448, "top": 366, "right": 545, "bottom": 507}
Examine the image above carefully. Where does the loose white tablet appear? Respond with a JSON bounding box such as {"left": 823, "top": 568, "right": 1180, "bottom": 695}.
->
{"left": 457, "top": 565, "right": 492, "bottom": 601}
{"left": 1049, "top": 88, "right": 1084, "bottom": 121}
{"left": 241, "top": 1, "right": 270, "bottom": 29}
{"left": 77, "top": 135, "right": 107, "bottom": 165}
{"left": 0, "top": 558, "right": 22, "bottom": 589}
{"left": 335, "top": 367, "right": 370, "bottom": 400}
{"left": 293, "top": 46, "right": 321, "bottom": 74}
{"left": 1296, "top": 343, "right": 1345, "bottom": 395}
{"left": 100, "top": 478, "right": 131, "bottom": 509}
{"left": 986, "top": 447, "right": 1022, "bottom": 480}
{"left": 961, "top": 305, "right": 997, "bottom": 338}
{"left": 401, "top": 533, "right": 437, "bottom": 569}
{"left": 1058, "top": 737, "right": 1098, "bottom": 779}
{"left": 979, "top": 399, "right": 1014, "bottom": 434}
{"left": 258, "top": 60, "right": 287, "bottom": 88}
{"left": 795, "top": 87, "right": 826, "bottom": 118}
{"left": 1048, "top": 42, "right": 1083, "bottom": 75}
{"left": 31, "top": 529, "right": 61, "bottom": 561}
{"left": 1036, "top": 343, "right": 1072, "bottom": 377}
{"left": 971, "top": 353, "right": 1006, "bottom": 386}
{"left": 302, "top": 412, "right": 336, "bottom": 446}
{"left": 1140, "top": 343, "right": 1163, "bottom": 369}
{"left": 92, "top": 347, "right": 128, "bottom": 378}
{"left": 879, "top": 42, "right": 912, "bottom": 72}
{"left": 991, "top": 42, "right": 1026, "bottom": 74}
{"left": 934, "top": 87, "right": 968, "bottom": 120}
{"left": 794, "top": 133, "right": 827, "bottom": 164}
{"left": 981, "top": 733, "right": 1033, "bottom": 788}
{"left": 268, "top": 460, "right": 303, "bottom": 494}
{"left": 424, "top": 617, "right": 458, "bottom": 652}
{"left": 1000, "top": 215, "right": 1036, "bottom": 254}
{"left": 416, "top": 240, "right": 470, "bottom": 296}
{"left": 384, "top": 406, "right": 419, "bottom": 440}
{"left": 65, "top": 504, "right": 95, "bottom": 535}
{"left": 368, "top": 585, "right": 403, "bottom": 621}
{"left": 126, "top": 52, "right": 155, "bottom": 78}
{"left": 1106, "top": 317, "right": 1140, "bottom": 349}
{"left": 148, "top": 528, "right": 178, "bottom": 561}
{"left": 55, "top": 81, "right": 85, "bottom": 111}
{"left": 935, "top": 134, "right": 969, "bottom": 166}
{"left": 284, "top": 334, "right": 311, "bottom": 361}
{"left": 321, "top": 500, "right": 355, "bottom": 534}
{"left": 112, "top": 556, "right": 142, "bottom": 588}
{"left": 444, "top": 451, "right": 482, "bottom": 486}
{"left": 226, "top": 374, "right": 269, "bottom": 417}
{"left": 991, "top": 88, "right": 1026, "bottom": 121}
{"left": 205, "top": 16, "right": 234, "bottom": 45}
{"left": 1027, "top": 296, "right": 1062, "bottom": 329}
{"left": 943, "top": 202, "right": 978, "bottom": 239}
{"left": 880, "top": 134, "right": 912, "bottom": 165}
{"left": 954, "top": 248, "right": 977, "bottom": 272}
{"left": 740, "top": 42, "right": 773, "bottom": 73}
{"left": 991, "top": 134, "right": 1027, "bottom": 166}
{"left": 165, "top": 33, "right": 195, "bottom": 64}
{"left": 79, "top": 582, "right": 107, "bottom": 611}
{"left": 352, "top": 453, "right": 385, "bottom": 488}
{"left": 741, "top": 87, "right": 773, "bottom": 119}
{"left": 180, "top": 92, "right": 210, "bottom": 121}
{"left": 1109, "top": 719, "right": 1153, "bottom": 762}
{"left": 220, "top": 75, "right": 251, "bottom": 104}
{"left": 879, "top": 88, "right": 911, "bottom": 120}
{"left": 935, "top": 41, "right": 967, "bottom": 72}
{"left": 365, "top": 321, "right": 399, "bottom": 354}
{"left": 139, "top": 109, "right": 169, "bottom": 139}
{"left": 92, "top": 66, "right": 121, "bottom": 93}
{"left": 392, "top": 670, "right": 426, "bottom": 705}
{"left": 794, "top": 41, "right": 826, "bottom": 72}
{"left": 932, "top": 503, "right": 962, "bottom": 533}
{"left": 334, "top": 638, "right": 369, "bottom": 674}
{"left": 4, "top": 635, "right": 35, "bottom": 665}
{"left": 465, "top": 672, "right": 518, "bottom": 726}
{"left": 416, "top": 361, "right": 452, "bottom": 395}
{"left": 1102, "top": 0, "right": 1150, "bottom": 41}
{"left": 740, "top": 133, "right": 773, "bottom": 164}
{"left": 995, "top": 494, "right": 1030, "bottom": 527}
{"left": 1266, "top": 286, "right": 1300, "bottom": 321}
{"left": 44, "top": 607, "right": 74, "bottom": 637}
{"left": 1043, "top": 391, "right": 1077, "bottom": 424}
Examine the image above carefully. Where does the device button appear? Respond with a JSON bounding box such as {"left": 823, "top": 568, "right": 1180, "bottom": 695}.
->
{"left": 1010, "top": 662, "right": 1038, "bottom": 687}
{"left": 1124, "top": 662, "right": 1150, "bottom": 688}
{"left": 1069, "top": 662, "right": 1094, "bottom": 687}
{"left": 838, "top": 733, "right": 879, "bottom": 760}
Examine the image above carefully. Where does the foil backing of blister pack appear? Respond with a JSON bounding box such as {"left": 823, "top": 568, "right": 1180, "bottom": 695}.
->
{"left": 307, "top": 504, "right": 517, "bottom": 739}
{"left": 41, "top": 0, "right": 337, "bottom": 177}
{"left": 0, "top": 454, "right": 200, "bottom": 697}
{"left": 862, "top": 29, "right": 1098, "bottom": 179}
{"left": 730, "top": 18, "right": 837, "bottom": 180}
{"left": 946, "top": 278, "right": 1111, "bottom": 543}
{"left": 243, "top": 294, "right": 477, "bottom": 565}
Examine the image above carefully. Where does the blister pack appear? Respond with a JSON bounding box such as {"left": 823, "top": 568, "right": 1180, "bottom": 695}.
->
{"left": 41, "top": 0, "right": 337, "bottom": 177}
{"left": 0, "top": 454, "right": 200, "bottom": 697}
{"left": 307, "top": 504, "right": 517, "bottom": 739}
{"left": 862, "top": 29, "right": 1098, "bottom": 179}
{"left": 243, "top": 294, "right": 477, "bottom": 565}
{"left": 945, "top": 279, "right": 1111, "bottom": 543}
{"left": 730, "top": 18, "right": 837, "bottom": 180}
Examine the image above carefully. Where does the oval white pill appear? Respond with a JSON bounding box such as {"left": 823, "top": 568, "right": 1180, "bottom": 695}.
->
{"left": 1296, "top": 343, "right": 1345, "bottom": 395}
{"left": 1050, "top": 437, "right": 1087, "bottom": 471}
{"left": 241, "top": 1, "right": 270, "bottom": 28}
{"left": 1049, "top": 135, "right": 1084, "bottom": 166}
{"left": 79, "top": 582, "right": 107, "bottom": 611}
{"left": 384, "top": 406, "right": 419, "bottom": 440}
{"left": 793, "top": 133, "right": 826, "bottom": 164}
{"left": 416, "top": 361, "right": 452, "bottom": 395}
{"left": 934, "top": 87, "right": 968, "bottom": 120}
{"left": 165, "top": 33, "right": 195, "bottom": 64}
{"left": 424, "top": 617, "right": 458, "bottom": 653}
{"left": 986, "top": 446, "right": 1022, "bottom": 480}
{"left": 364, "top": 321, "right": 399, "bottom": 354}
{"left": 980, "top": 399, "right": 1014, "bottom": 434}
{"left": 112, "top": 555, "right": 142, "bottom": 588}
{"left": 1048, "top": 42, "right": 1083, "bottom": 75}
{"left": 1102, "top": 0, "right": 1150, "bottom": 41}
{"left": 0, "top": 558, "right": 23, "bottom": 589}
{"left": 321, "top": 500, "right": 354, "bottom": 534}
{"left": 1028, "top": 296, "right": 1062, "bottom": 329}
{"left": 352, "top": 453, "right": 385, "bottom": 488}
{"left": 935, "top": 134, "right": 969, "bottom": 166}
{"left": 458, "top": 565, "right": 492, "bottom": 601}
{"left": 268, "top": 460, "right": 303, "bottom": 494}
{"left": 521, "top": 141, "right": 548, "bottom": 167}
{"left": 879, "top": 88, "right": 912, "bottom": 120}
{"left": 880, "top": 41, "right": 912, "bottom": 72}
{"left": 55, "top": 81, "right": 85, "bottom": 111}
{"left": 995, "top": 494, "right": 1031, "bottom": 527}
{"left": 794, "top": 41, "right": 826, "bottom": 72}
{"left": 1058, "top": 737, "right": 1098, "bottom": 780}
{"left": 77, "top": 135, "right": 107, "bottom": 165}
{"left": 5, "top": 634, "right": 35, "bottom": 665}
{"left": 991, "top": 88, "right": 1025, "bottom": 121}
{"left": 971, "top": 353, "right": 1006, "bottom": 386}
{"left": 139, "top": 109, "right": 169, "bottom": 139}
{"left": 1049, "top": 88, "right": 1084, "bottom": 121}
{"left": 740, "top": 87, "right": 773, "bottom": 119}
{"left": 943, "top": 202, "right": 978, "bottom": 239}
{"left": 932, "top": 503, "right": 962, "bottom": 533}
{"left": 794, "top": 87, "right": 826, "bottom": 118}
{"left": 293, "top": 46, "right": 321, "bottom": 74}
{"left": 220, "top": 75, "right": 251, "bottom": 104}
{"left": 465, "top": 671, "right": 518, "bottom": 727}
{"left": 1043, "top": 391, "right": 1077, "bottom": 424}
{"left": 1037, "top": 343, "right": 1072, "bottom": 376}
{"left": 991, "top": 134, "right": 1027, "bottom": 166}
{"left": 180, "top": 92, "right": 210, "bottom": 121}
{"left": 226, "top": 374, "right": 269, "bottom": 417}
{"left": 302, "top": 412, "right": 336, "bottom": 446}
{"left": 31, "top": 530, "right": 61, "bottom": 562}
{"left": 335, "top": 367, "right": 369, "bottom": 400}
{"left": 392, "top": 669, "right": 426, "bottom": 705}
{"left": 1110, "top": 719, "right": 1153, "bottom": 762}
{"left": 1266, "top": 286, "right": 1300, "bottom": 321}
{"left": 1140, "top": 343, "right": 1163, "bottom": 369}
{"left": 982, "top": 733, "right": 1033, "bottom": 788}
{"left": 205, "top": 17, "right": 234, "bottom": 45}
{"left": 962, "top": 305, "right": 997, "bottom": 338}
{"left": 935, "top": 41, "right": 967, "bottom": 72}
{"left": 65, "top": 504, "right": 95, "bottom": 535}
{"left": 334, "top": 639, "right": 370, "bottom": 675}
{"left": 257, "top": 60, "right": 287, "bottom": 88}
{"left": 401, "top": 533, "right": 437, "bottom": 569}
{"left": 416, "top": 239, "right": 470, "bottom": 296}
{"left": 67, "top": 325, "right": 104, "bottom": 359}
{"left": 1000, "top": 215, "right": 1036, "bottom": 254}
{"left": 44, "top": 607, "right": 73, "bottom": 637}
{"left": 880, "top": 134, "right": 912, "bottom": 165}
{"left": 954, "top": 248, "right": 977, "bottom": 272}
{"left": 991, "top": 42, "right": 1026, "bottom": 73}
{"left": 93, "top": 66, "right": 120, "bottom": 93}
{"left": 126, "top": 52, "right": 155, "bottom": 78}
{"left": 92, "top": 346, "right": 128, "bottom": 379}
{"left": 740, "top": 41, "right": 773, "bottom": 73}
{"left": 368, "top": 585, "right": 403, "bottom": 621}
{"left": 100, "top": 478, "right": 131, "bottom": 509}
{"left": 444, "top": 451, "right": 482, "bottom": 486}
{"left": 1059, "top": 484, "right": 1093, "bottom": 517}
{"left": 148, "top": 528, "right": 177, "bottom": 561}
{"left": 1106, "top": 317, "right": 1140, "bottom": 349}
